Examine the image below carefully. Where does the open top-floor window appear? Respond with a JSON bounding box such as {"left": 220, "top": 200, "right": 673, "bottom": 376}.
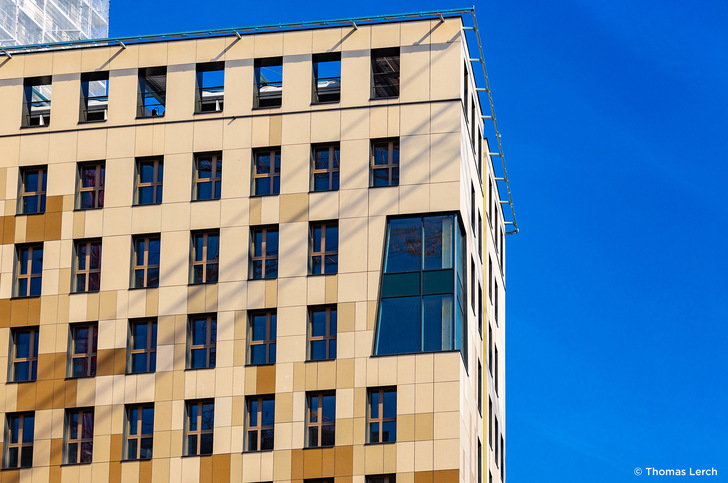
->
{"left": 371, "top": 48, "right": 399, "bottom": 99}
{"left": 80, "top": 72, "right": 108, "bottom": 122}
{"left": 22, "top": 76, "right": 51, "bottom": 127}
{"left": 254, "top": 57, "right": 282, "bottom": 108}
{"left": 196, "top": 62, "right": 224, "bottom": 113}
{"left": 138, "top": 67, "right": 166, "bottom": 117}
{"left": 312, "top": 53, "right": 341, "bottom": 103}
{"left": 373, "top": 214, "right": 467, "bottom": 364}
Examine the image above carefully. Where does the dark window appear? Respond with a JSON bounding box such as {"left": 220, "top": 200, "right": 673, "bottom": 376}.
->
{"left": 478, "top": 439, "right": 483, "bottom": 483}
{"left": 252, "top": 148, "right": 280, "bottom": 196}
{"left": 488, "top": 180, "right": 492, "bottom": 226}
{"left": 306, "top": 392, "right": 335, "bottom": 447}
{"left": 65, "top": 408, "right": 93, "bottom": 464}
{"left": 73, "top": 239, "right": 101, "bottom": 293}
{"left": 488, "top": 397, "right": 493, "bottom": 448}
{"left": 135, "top": 158, "right": 163, "bottom": 205}
{"left": 477, "top": 129, "right": 483, "bottom": 179}
{"left": 124, "top": 405, "right": 153, "bottom": 460}
{"left": 367, "top": 388, "right": 396, "bottom": 443}
{"left": 495, "top": 280, "right": 499, "bottom": 324}
{"left": 471, "top": 185, "right": 476, "bottom": 231}
{"left": 495, "top": 417, "right": 499, "bottom": 465}
{"left": 185, "top": 400, "right": 214, "bottom": 456}
{"left": 488, "top": 257, "right": 492, "bottom": 302}
{"left": 15, "top": 244, "right": 43, "bottom": 297}
{"left": 3, "top": 413, "right": 34, "bottom": 468}
{"left": 308, "top": 306, "right": 336, "bottom": 361}
{"left": 77, "top": 162, "right": 105, "bottom": 209}
{"left": 9, "top": 327, "right": 38, "bottom": 382}
{"left": 478, "top": 213, "right": 483, "bottom": 259}
{"left": 478, "top": 283, "right": 483, "bottom": 337}
{"left": 188, "top": 314, "right": 217, "bottom": 369}
{"left": 250, "top": 226, "right": 278, "bottom": 279}
{"left": 375, "top": 215, "right": 467, "bottom": 361}
{"left": 19, "top": 166, "right": 47, "bottom": 214}
{"left": 371, "top": 48, "right": 399, "bottom": 98}
{"left": 22, "top": 76, "right": 51, "bottom": 127}
{"left": 463, "top": 63, "right": 469, "bottom": 116}
{"left": 370, "top": 139, "right": 399, "bottom": 187}
{"left": 246, "top": 396, "right": 274, "bottom": 451}
{"left": 311, "top": 144, "right": 340, "bottom": 192}
{"left": 80, "top": 72, "right": 108, "bottom": 122}
{"left": 488, "top": 325, "right": 493, "bottom": 376}
{"left": 310, "top": 221, "right": 338, "bottom": 275}
{"left": 478, "top": 362, "right": 483, "bottom": 415}
{"left": 366, "top": 476, "right": 396, "bottom": 483}
{"left": 471, "top": 101, "right": 477, "bottom": 152}
{"left": 128, "top": 319, "right": 157, "bottom": 374}
{"left": 501, "top": 435, "right": 505, "bottom": 479}
{"left": 138, "top": 67, "right": 166, "bottom": 117}
{"left": 191, "top": 230, "right": 219, "bottom": 284}
{"left": 471, "top": 259, "right": 476, "bottom": 312}
{"left": 194, "top": 152, "right": 222, "bottom": 201}
{"left": 248, "top": 311, "right": 276, "bottom": 365}
{"left": 69, "top": 323, "right": 97, "bottom": 378}
{"left": 132, "top": 235, "right": 160, "bottom": 288}
{"left": 495, "top": 345, "right": 499, "bottom": 396}
{"left": 195, "top": 62, "right": 224, "bottom": 113}
{"left": 254, "top": 58, "right": 282, "bottom": 108}
{"left": 312, "top": 53, "right": 341, "bottom": 103}
{"left": 500, "top": 229, "right": 505, "bottom": 270}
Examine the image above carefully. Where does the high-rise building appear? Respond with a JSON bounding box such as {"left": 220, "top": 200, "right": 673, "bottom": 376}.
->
{"left": 0, "top": 0, "right": 109, "bottom": 47}
{"left": 0, "top": 9, "right": 515, "bottom": 483}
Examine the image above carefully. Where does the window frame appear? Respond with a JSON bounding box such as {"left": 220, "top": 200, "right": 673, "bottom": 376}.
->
{"left": 184, "top": 400, "right": 214, "bottom": 456}
{"left": 191, "top": 230, "right": 220, "bottom": 284}
{"left": 370, "top": 138, "right": 399, "bottom": 188}
{"left": 137, "top": 67, "right": 166, "bottom": 118}
{"left": 68, "top": 322, "right": 98, "bottom": 378}
{"left": 306, "top": 392, "right": 336, "bottom": 448}
{"left": 14, "top": 244, "right": 43, "bottom": 298}
{"left": 254, "top": 57, "right": 283, "bottom": 109}
{"left": 127, "top": 318, "right": 157, "bottom": 374}
{"left": 80, "top": 71, "right": 109, "bottom": 123}
{"left": 250, "top": 226, "right": 279, "bottom": 280}
{"left": 73, "top": 239, "right": 102, "bottom": 293}
{"left": 76, "top": 161, "right": 105, "bottom": 210}
{"left": 367, "top": 387, "right": 397, "bottom": 444}
{"left": 195, "top": 62, "right": 225, "bottom": 113}
{"left": 245, "top": 395, "right": 275, "bottom": 452}
{"left": 187, "top": 314, "right": 217, "bottom": 370}
{"left": 247, "top": 310, "right": 276, "bottom": 365}
{"left": 19, "top": 166, "right": 47, "bottom": 215}
{"left": 371, "top": 48, "right": 400, "bottom": 99}
{"left": 252, "top": 148, "right": 281, "bottom": 197}
{"left": 64, "top": 408, "right": 94, "bottom": 464}
{"left": 134, "top": 157, "right": 163, "bottom": 206}
{"left": 124, "top": 404, "right": 154, "bottom": 460}
{"left": 309, "top": 221, "right": 338, "bottom": 275}
{"left": 307, "top": 305, "right": 337, "bottom": 362}
{"left": 193, "top": 152, "right": 222, "bottom": 201}
{"left": 132, "top": 234, "right": 161, "bottom": 289}
{"left": 3, "top": 412, "right": 34, "bottom": 469}
{"left": 22, "top": 76, "right": 51, "bottom": 127}
{"left": 8, "top": 327, "right": 39, "bottom": 383}
{"left": 312, "top": 52, "right": 341, "bottom": 104}
{"left": 311, "top": 143, "right": 340, "bottom": 192}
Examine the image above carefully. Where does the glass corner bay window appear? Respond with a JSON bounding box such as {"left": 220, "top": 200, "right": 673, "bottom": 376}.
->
{"left": 373, "top": 214, "right": 467, "bottom": 362}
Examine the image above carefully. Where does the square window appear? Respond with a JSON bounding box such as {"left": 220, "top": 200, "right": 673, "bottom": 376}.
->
{"left": 138, "top": 67, "right": 166, "bottom": 117}
{"left": 308, "top": 306, "right": 336, "bottom": 361}
{"left": 245, "top": 395, "right": 274, "bottom": 451}
{"left": 77, "top": 162, "right": 105, "bottom": 209}
{"left": 370, "top": 139, "right": 399, "bottom": 187}
{"left": 9, "top": 327, "right": 38, "bottom": 382}
{"left": 19, "top": 166, "right": 47, "bottom": 214}
{"left": 250, "top": 226, "right": 278, "bottom": 280}
{"left": 311, "top": 144, "right": 340, "bottom": 192}
{"left": 366, "top": 475, "right": 396, "bottom": 483}
{"left": 248, "top": 311, "right": 276, "bottom": 365}
{"left": 191, "top": 230, "right": 219, "bottom": 284}
{"left": 254, "top": 58, "right": 282, "bottom": 108}
{"left": 68, "top": 323, "right": 98, "bottom": 378}
{"left": 128, "top": 319, "right": 157, "bottom": 374}
{"left": 367, "top": 387, "right": 396, "bottom": 443}
{"left": 80, "top": 72, "right": 108, "bottom": 122}
{"left": 124, "top": 404, "right": 153, "bottom": 460}
{"left": 371, "top": 48, "right": 399, "bottom": 99}
{"left": 252, "top": 148, "right": 280, "bottom": 196}
{"left": 195, "top": 62, "right": 224, "bottom": 113}
{"left": 309, "top": 222, "right": 338, "bottom": 275}
{"left": 194, "top": 153, "right": 222, "bottom": 201}
{"left": 185, "top": 400, "right": 214, "bottom": 456}
{"left": 22, "top": 76, "right": 51, "bottom": 126}
{"left": 312, "top": 53, "right": 341, "bottom": 103}
{"left": 14, "top": 244, "right": 43, "bottom": 297}
{"left": 3, "top": 413, "right": 34, "bottom": 468}
{"left": 132, "top": 235, "right": 160, "bottom": 288}
{"left": 65, "top": 408, "right": 93, "bottom": 464}
{"left": 306, "top": 392, "right": 335, "bottom": 447}
{"left": 188, "top": 314, "right": 217, "bottom": 369}
{"left": 73, "top": 239, "right": 102, "bottom": 293}
{"left": 135, "top": 158, "right": 163, "bottom": 205}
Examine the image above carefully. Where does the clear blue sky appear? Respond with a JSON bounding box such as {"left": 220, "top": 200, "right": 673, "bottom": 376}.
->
{"left": 111, "top": 1, "right": 728, "bottom": 481}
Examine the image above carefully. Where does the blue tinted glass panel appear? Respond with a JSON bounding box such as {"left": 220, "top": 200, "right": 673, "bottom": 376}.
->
{"left": 381, "top": 272, "right": 420, "bottom": 297}
{"left": 423, "top": 294, "right": 454, "bottom": 352}
{"left": 385, "top": 218, "right": 421, "bottom": 273}
{"left": 376, "top": 297, "right": 420, "bottom": 355}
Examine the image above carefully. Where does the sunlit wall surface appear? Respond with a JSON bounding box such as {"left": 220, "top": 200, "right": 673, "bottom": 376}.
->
{"left": 0, "top": 0, "right": 109, "bottom": 47}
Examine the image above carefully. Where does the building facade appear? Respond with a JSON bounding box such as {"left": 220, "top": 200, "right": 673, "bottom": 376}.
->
{"left": 0, "top": 10, "right": 510, "bottom": 483}
{"left": 0, "top": 0, "right": 109, "bottom": 47}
